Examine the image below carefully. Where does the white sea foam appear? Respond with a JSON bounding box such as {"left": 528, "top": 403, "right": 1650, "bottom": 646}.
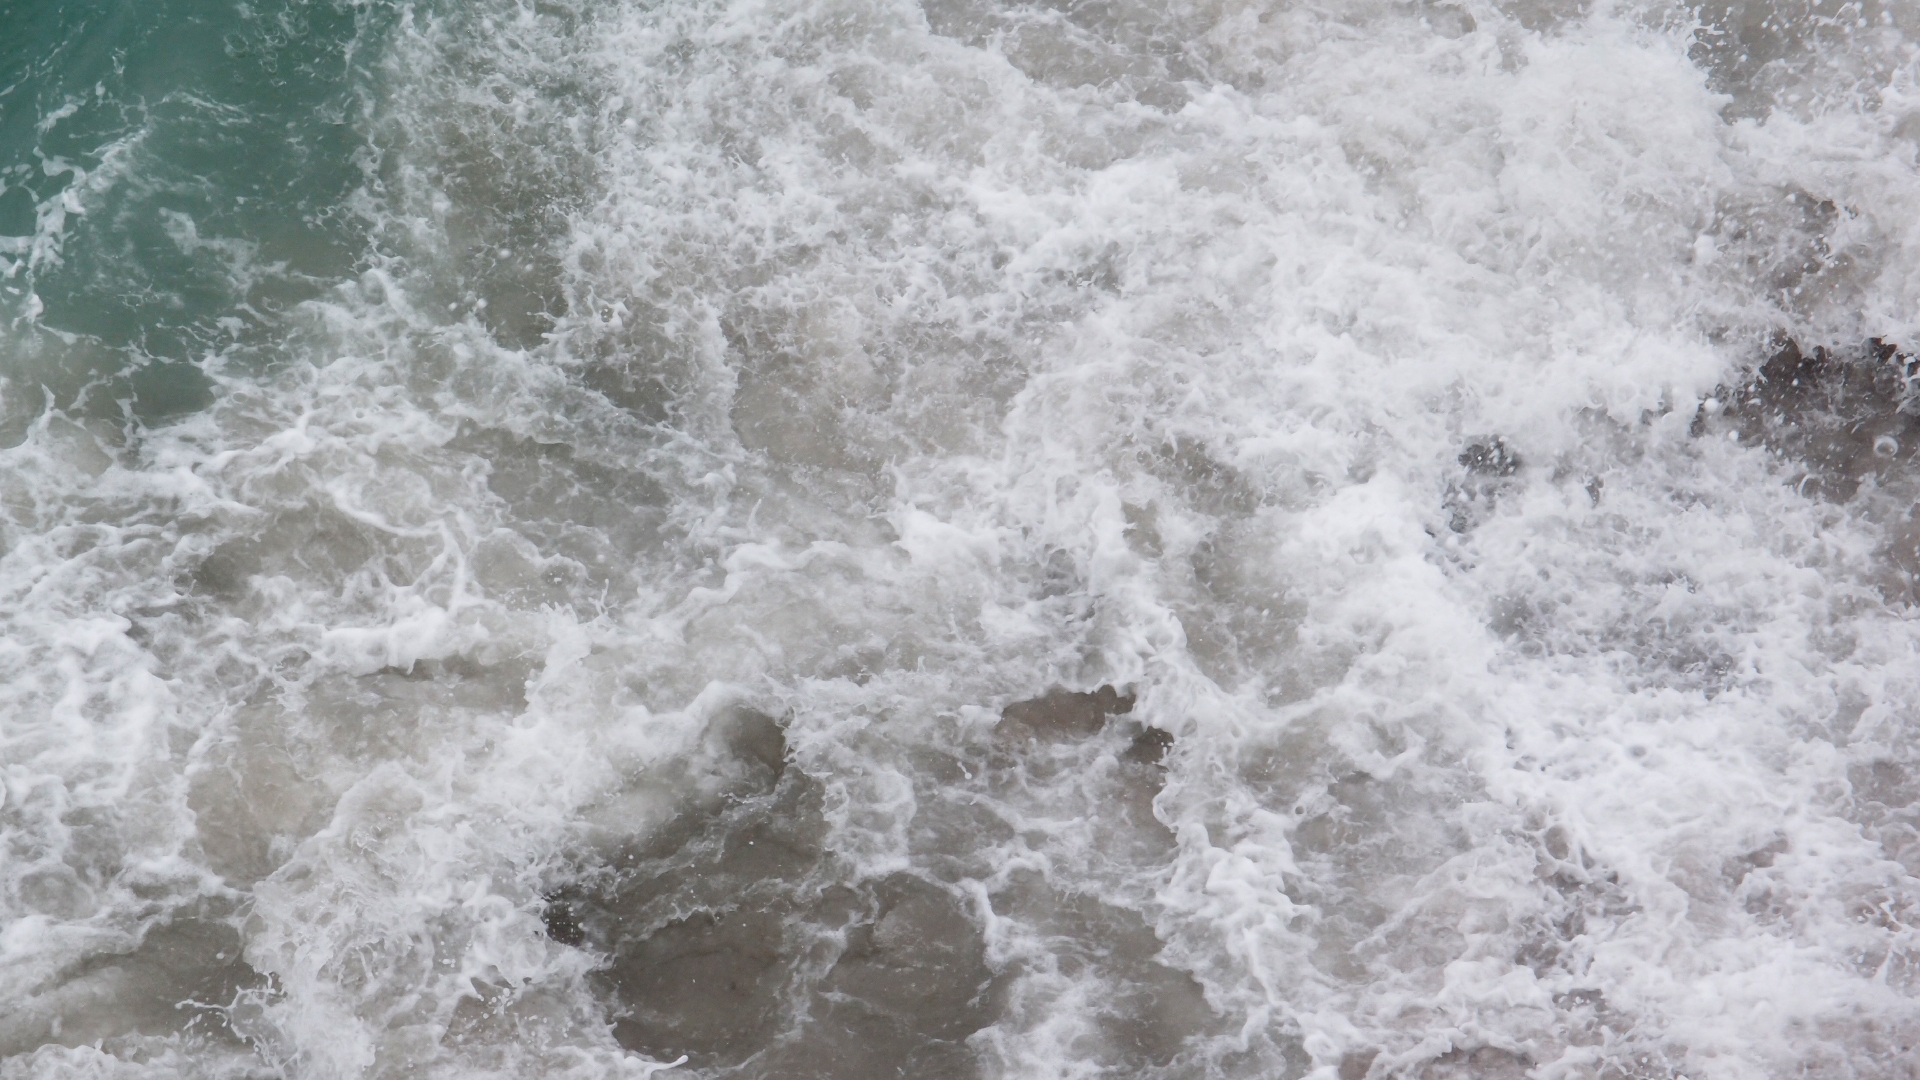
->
{"left": 2, "top": 0, "right": 1917, "bottom": 1077}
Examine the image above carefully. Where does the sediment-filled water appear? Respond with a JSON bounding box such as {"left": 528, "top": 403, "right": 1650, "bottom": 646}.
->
{"left": 2, "top": 0, "right": 1918, "bottom": 1077}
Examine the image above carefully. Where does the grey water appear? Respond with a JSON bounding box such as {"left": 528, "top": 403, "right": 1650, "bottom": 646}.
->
{"left": 2, "top": 0, "right": 1918, "bottom": 1078}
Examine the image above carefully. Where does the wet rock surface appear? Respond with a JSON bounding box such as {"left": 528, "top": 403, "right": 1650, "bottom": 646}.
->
{"left": 0, "top": 916, "right": 264, "bottom": 1056}
{"left": 987, "top": 872, "right": 1219, "bottom": 1070}
{"left": 542, "top": 695, "right": 1201, "bottom": 1077}
{"left": 1124, "top": 725, "right": 1176, "bottom": 766}
{"left": 1693, "top": 338, "right": 1920, "bottom": 503}
{"left": 998, "top": 684, "right": 1137, "bottom": 742}
{"left": 543, "top": 714, "right": 1003, "bottom": 1077}
{"left": 1458, "top": 439, "right": 1524, "bottom": 479}
{"left": 1692, "top": 337, "right": 1920, "bottom": 603}
{"left": 1446, "top": 438, "right": 1525, "bottom": 532}
{"left": 1417, "top": 1047, "right": 1532, "bottom": 1080}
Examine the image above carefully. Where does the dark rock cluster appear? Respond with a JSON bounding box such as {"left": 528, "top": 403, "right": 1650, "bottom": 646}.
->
{"left": 1691, "top": 337, "right": 1918, "bottom": 503}
{"left": 542, "top": 689, "right": 1193, "bottom": 1077}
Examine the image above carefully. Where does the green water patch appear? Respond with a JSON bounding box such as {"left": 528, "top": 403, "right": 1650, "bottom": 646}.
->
{"left": 0, "top": 0, "right": 401, "bottom": 430}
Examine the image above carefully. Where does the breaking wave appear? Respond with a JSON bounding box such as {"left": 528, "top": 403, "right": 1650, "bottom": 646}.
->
{"left": 2, "top": 0, "right": 1918, "bottom": 1077}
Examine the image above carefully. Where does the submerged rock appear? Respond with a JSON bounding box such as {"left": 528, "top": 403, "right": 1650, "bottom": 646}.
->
{"left": 1692, "top": 337, "right": 1919, "bottom": 502}
{"left": 0, "top": 916, "right": 264, "bottom": 1056}
{"left": 1124, "top": 725, "right": 1176, "bottom": 766}
{"left": 1458, "top": 438, "right": 1523, "bottom": 478}
{"left": 542, "top": 714, "right": 1002, "bottom": 1077}
{"left": 999, "top": 684, "right": 1137, "bottom": 742}
{"left": 1418, "top": 1047, "right": 1532, "bottom": 1080}
{"left": 1446, "top": 437, "right": 1525, "bottom": 532}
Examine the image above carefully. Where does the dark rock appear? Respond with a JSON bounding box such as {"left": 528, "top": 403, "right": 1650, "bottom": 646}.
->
{"left": 543, "top": 723, "right": 1002, "bottom": 1076}
{"left": 986, "top": 874, "right": 1218, "bottom": 1069}
{"left": 1458, "top": 438, "right": 1522, "bottom": 477}
{"left": 541, "top": 898, "right": 585, "bottom": 947}
{"left": 797, "top": 873, "right": 1000, "bottom": 1078}
{"left": 604, "top": 907, "right": 792, "bottom": 1063}
{"left": 1000, "top": 684, "right": 1136, "bottom": 741}
{"left": 1, "top": 916, "right": 265, "bottom": 1055}
{"left": 1692, "top": 336, "right": 1918, "bottom": 502}
{"left": 716, "top": 707, "right": 788, "bottom": 793}
{"left": 1446, "top": 437, "right": 1524, "bottom": 532}
{"left": 1124, "top": 726, "right": 1175, "bottom": 766}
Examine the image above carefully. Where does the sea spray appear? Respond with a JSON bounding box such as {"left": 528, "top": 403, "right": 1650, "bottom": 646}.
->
{"left": 2, "top": 0, "right": 1917, "bottom": 1077}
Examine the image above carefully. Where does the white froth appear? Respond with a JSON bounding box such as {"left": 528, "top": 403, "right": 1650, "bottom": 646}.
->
{"left": 2, "top": 0, "right": 1918, "bottom": 1077}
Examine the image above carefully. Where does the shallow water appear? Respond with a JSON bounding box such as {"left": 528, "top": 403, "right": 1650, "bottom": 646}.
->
{"left": 1, "top": 0, "right": 1918, "bottom": 1077}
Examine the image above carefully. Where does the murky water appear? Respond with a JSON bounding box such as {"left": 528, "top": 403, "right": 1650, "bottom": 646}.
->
{"left": 2, "top": 0, "right": 1918, "bottom": 1077}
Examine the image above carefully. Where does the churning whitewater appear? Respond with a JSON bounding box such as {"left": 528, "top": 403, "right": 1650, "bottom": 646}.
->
{"left": 2, "top": 0, "right": 1919, "bottom": 1077}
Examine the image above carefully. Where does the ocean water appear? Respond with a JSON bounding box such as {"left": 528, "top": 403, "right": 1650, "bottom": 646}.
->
{"left": 2, "top": 0, "right": 1918, "bottom": 1077}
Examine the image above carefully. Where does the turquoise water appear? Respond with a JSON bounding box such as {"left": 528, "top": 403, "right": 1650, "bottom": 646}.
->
{"left": 0, "top": 0, "right": 381, "bottom": 429}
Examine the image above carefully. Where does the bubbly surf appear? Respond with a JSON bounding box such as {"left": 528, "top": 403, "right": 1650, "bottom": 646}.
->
{"left": 1, "top": 0, "right": 1918, "bottom": 1077}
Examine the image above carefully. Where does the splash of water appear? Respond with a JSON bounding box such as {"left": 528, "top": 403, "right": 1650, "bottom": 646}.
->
{"left": 2, "top": 0, "right": 1918, "bottom": 1077}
